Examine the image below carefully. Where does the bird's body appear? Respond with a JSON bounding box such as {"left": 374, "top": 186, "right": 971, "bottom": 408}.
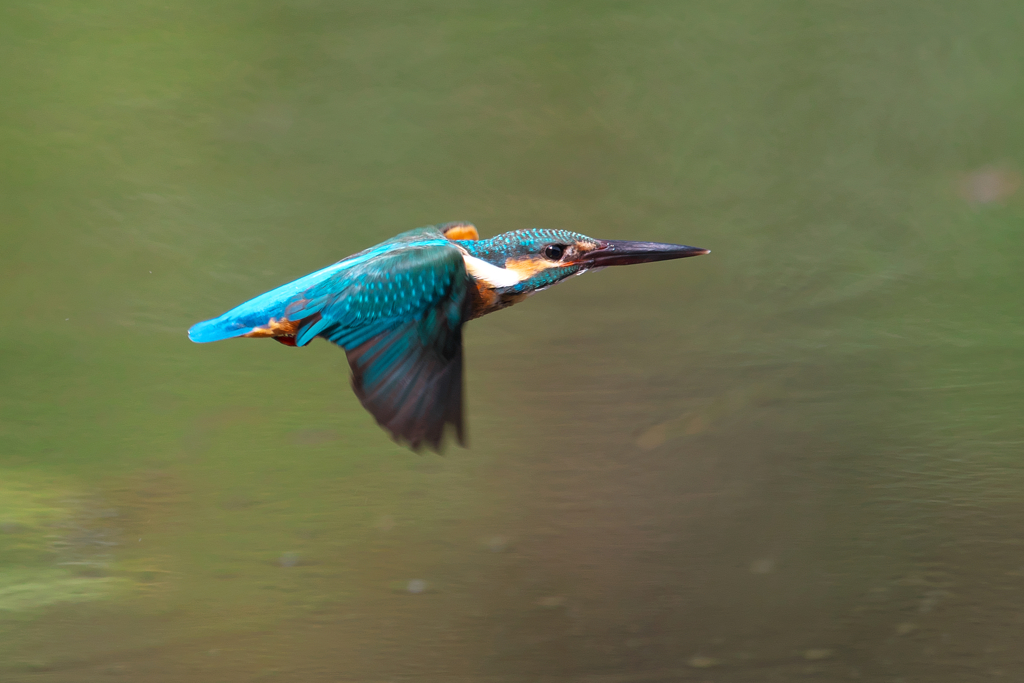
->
{"left": 189, "top": 222, "right": 708, "bottom": 450}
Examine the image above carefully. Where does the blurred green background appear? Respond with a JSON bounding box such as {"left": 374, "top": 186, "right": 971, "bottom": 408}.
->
{"left": 2, "top": 1, "right": 1023, "bottom": 681}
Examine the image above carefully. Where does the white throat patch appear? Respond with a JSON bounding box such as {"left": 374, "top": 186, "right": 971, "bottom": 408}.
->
{"left": 459, "top": 251, "right": 523, "bottom": 288}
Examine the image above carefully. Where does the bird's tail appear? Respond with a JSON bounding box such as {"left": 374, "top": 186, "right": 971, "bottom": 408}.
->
{"left": 188, "top": 314, "right": 261, "bottom": 343}
{"left": 187, "top": 262, "right": 344, "bottom": 343}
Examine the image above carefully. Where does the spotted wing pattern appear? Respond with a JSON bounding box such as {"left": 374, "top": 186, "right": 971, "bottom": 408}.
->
{"left": 293, "top": 239, "right": 471, "bottom": 450}
{"left": 188, "top": 226, "right": 472, "bottom": 450}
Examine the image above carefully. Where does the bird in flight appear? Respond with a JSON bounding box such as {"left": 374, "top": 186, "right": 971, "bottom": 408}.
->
{"left": 189, "top": 223, "right": 708, "bottom": 450}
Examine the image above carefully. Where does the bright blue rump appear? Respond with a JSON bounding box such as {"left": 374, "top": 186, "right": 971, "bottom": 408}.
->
{"left": 187, "top": 257, "right": 362, "bottom": 343}
{"left": 187, "top": 228, "right": 456, "bottom": 345}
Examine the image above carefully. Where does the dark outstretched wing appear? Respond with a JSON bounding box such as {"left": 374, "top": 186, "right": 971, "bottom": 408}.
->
{"left": 344, "top": 320, "right": 465, "bottom": 451}
{"left": 301, "top": 240, "right": 471, "bottom": 451}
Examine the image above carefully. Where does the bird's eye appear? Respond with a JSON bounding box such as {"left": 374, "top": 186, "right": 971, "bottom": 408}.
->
{"left": 543, "top": 244, "right": 566, "bottom": 261}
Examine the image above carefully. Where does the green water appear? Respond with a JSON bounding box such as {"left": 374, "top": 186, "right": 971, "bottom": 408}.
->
{"left": 2, "top": 1, "right": 1024, "bottom": 680}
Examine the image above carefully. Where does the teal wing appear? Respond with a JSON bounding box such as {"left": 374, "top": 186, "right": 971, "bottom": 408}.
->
{"left": 187, "top": 226, "right": 471, "bottom": 450}
{"left": 187, "top": 227, "right": 450, "bottom": 344}
{"left": 297, "top": 241, "right": 471, "bottom": 451}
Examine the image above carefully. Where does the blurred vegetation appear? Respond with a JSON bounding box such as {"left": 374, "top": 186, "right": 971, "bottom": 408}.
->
{"left": 0, "top": 475, "right": 133, "bottom": 613}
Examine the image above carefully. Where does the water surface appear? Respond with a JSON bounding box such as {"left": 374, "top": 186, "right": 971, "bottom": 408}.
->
{"left": 2, "top": 1, "right": 1023, "bottom": 681}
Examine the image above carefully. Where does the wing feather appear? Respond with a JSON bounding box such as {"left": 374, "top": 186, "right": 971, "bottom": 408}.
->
{"left": 315, "top": 240, "right": 471, "bottom": 450}
{"left": 188, "top": 225, "right": 471, "bottom": 450}
{"left": 346, "top": 322, "right": 465, "bottom": 450}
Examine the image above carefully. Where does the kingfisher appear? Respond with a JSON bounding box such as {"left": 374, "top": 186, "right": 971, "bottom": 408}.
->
{"left": 189, "top": 222, "right": 708, "bottom": 450}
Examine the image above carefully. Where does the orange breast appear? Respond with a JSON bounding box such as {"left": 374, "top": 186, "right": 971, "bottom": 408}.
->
{"left": 468, "top": 281, "right": 529, "bottom": 319}
{"left": 469, "top": 282, "right": 500, "bottom": 319}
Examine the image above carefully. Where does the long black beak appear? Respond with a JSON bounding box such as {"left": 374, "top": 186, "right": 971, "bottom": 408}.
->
{"left": 582, "top": 240, "right": 710, "bottom": 267}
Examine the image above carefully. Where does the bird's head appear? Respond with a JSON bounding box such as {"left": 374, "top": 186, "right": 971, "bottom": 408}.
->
{"left": 453, "top": 228, "right": 709, "bottom": 294}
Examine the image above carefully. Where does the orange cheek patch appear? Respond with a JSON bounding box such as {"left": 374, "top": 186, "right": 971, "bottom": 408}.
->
{"left": 443, "top": 223, "right": 480, "bottom": 241}
{"left": 503, "top": 255, "right": 553, "bottom": 279}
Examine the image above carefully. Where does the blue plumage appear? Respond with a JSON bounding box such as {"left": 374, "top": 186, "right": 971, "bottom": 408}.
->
{"left": 189, "top": 222, "right": 708, "bottom": 450}
{"left": 187, "top": 228, "right": 453, "bottom": 345}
